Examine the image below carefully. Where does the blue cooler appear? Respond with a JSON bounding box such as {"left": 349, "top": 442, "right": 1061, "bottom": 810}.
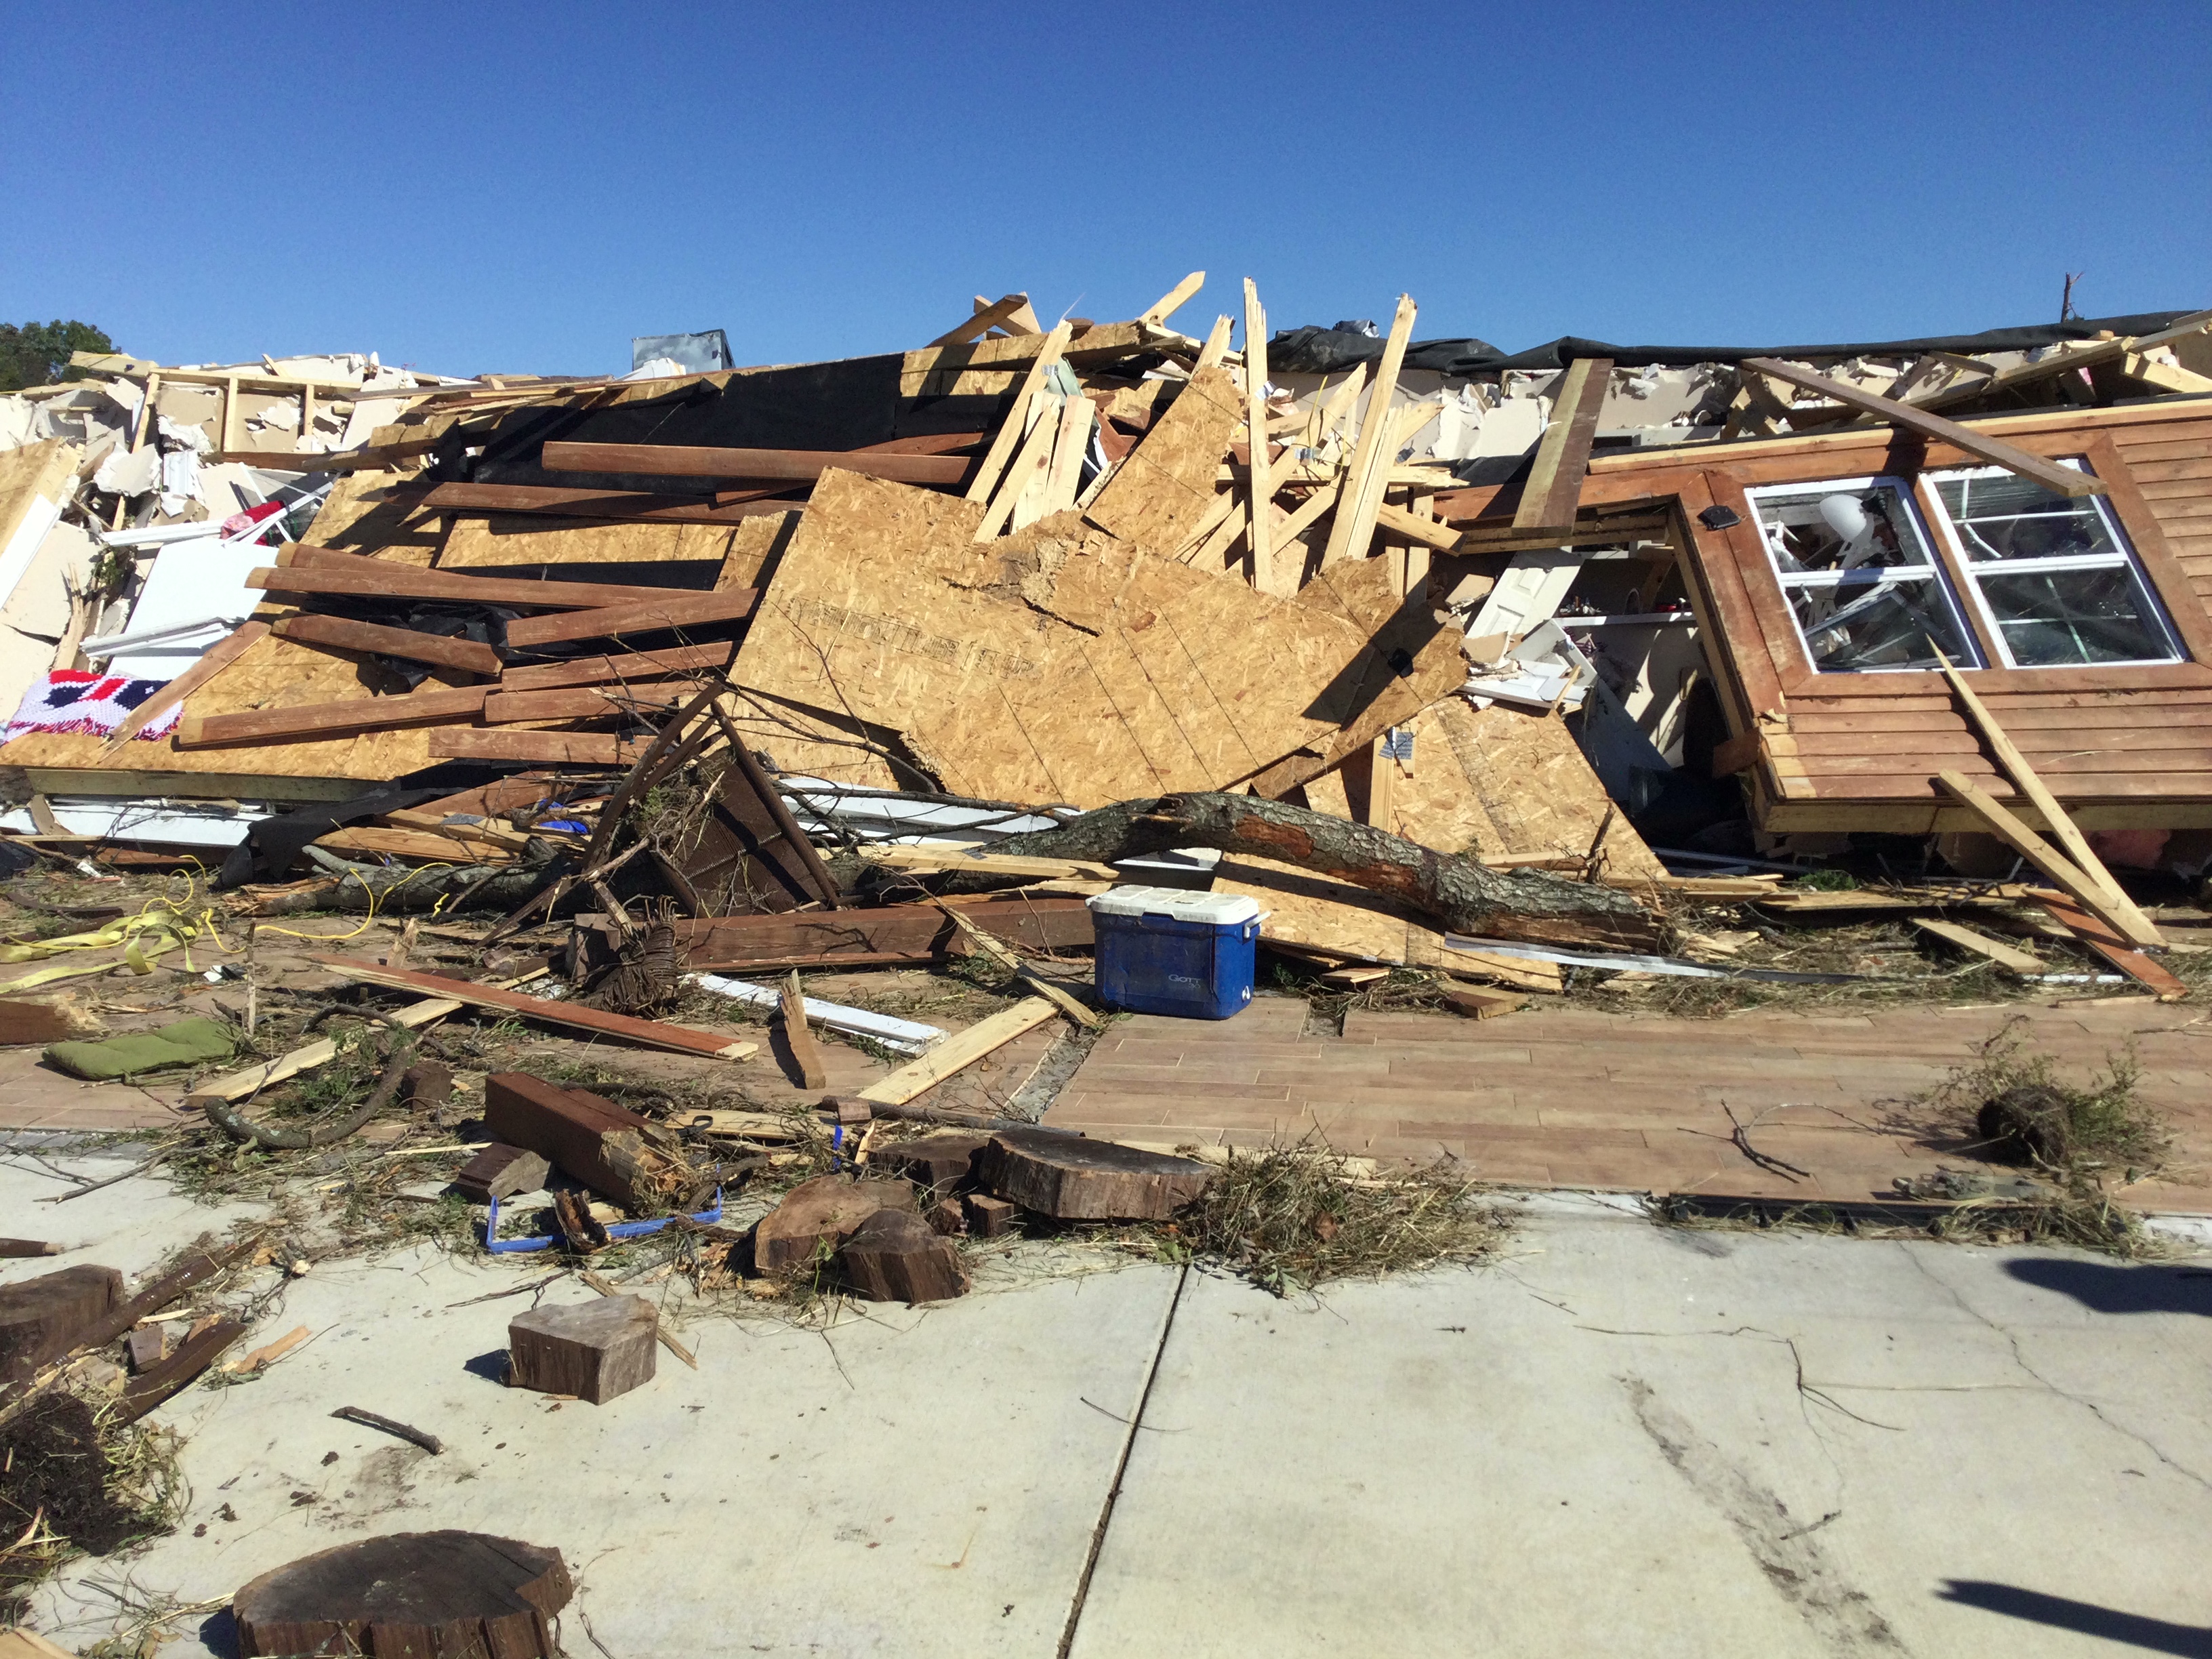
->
{"left": 1088, "top": 886, "right": 1262, "bottom": 1020}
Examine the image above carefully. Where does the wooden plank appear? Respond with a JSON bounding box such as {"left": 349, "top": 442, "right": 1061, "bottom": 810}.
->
{"left": 858, "top": 842, "right": 1118, "bottom": 880}
{"left": 1931, "top": 646, "right": 2164, "bottom": 946}
{"left": 674, "top": 899, "right": 1094, "bottom": 970}
{"left": 314, "top": 825, "right": 513, "bottom": 863}
{"left": 427, "top": 729, "right": 651, "bottom": 766}
{"left": 777, "top": 971, "right": 829, "bottom": 1090}
{"left": 424, "top": 482, "right": 801, "bottom": 525}
{"left": 1910, "top": 917, "right": 2045, "bottom": 974}
{"left": 177, "top": 682, "right": 491, "bottom": 747}
{"left": 856, "top": 997, "right": 1061, "bottom": 1106}
{"left": 273, "top": 614, "right": 503, "bottom": 676}
{"left": 973, "top": 396, "right": 1061, "bottom": 541}
{"left": 964, "top": 321, "right": 1072, "bottom": 503}
{"left": 1512, "top": 357, "right": 1612, "bottom": 533}
{"left": 482, "top": 683, "right": 689, "bottom": 723}
{"left": 96, "top": 619, "right": 270, "bottom": 756}
{"left": 1320, "top": 295, "right": 1418, "bottom": 567}
{"left": 501, "top": 588, "right": 757, "bottom": 649}
{"left": 1738, "top": 357, "right": 2108, "bottom": 499}
{"left": 1931, "top": 771, "right": 2159, "bottom": 945}
{"left": 315, "top": 959, "right": 759, "bottom": 1059}
{"left": 498, "top": 641, "right": 734, "bottom": 690}
{"left": 186, "top": 998, "right": 464, "bottom": 1103}
{"left": 1243, "top": 279, "right": 1276, "bottom": 592}
{"left": 1138, "top": 272, "right": 1205, "bottom": 328}
{"left": 1036, "top": 394, "right": 1095, "bottom": 520}
{"left": 251, "top": 561, "right": 689, "bottom": 610}
{"left": 2034, "top": 893, "right": 2190, "bottom": 1001}
{"left": 541, "top": 441, "right": 966, "bottom": 487}
{"left": 929, "top": 293, "right": 1030, "bottom": 348}
{"left": 1372, "top": 499, "right": 1464, "bottom": 552}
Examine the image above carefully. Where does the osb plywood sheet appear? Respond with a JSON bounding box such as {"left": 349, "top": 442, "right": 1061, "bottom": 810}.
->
{"left": 718, "top": 510, "right": 802, "bottom": 592}
{"left": 1429, "top": 698, "right": 1666, "bottom": 880}
{"left": 721, "top": 688, "right": 902, "bottom": 790}
{"left": 0, "top": 441, "right": 76, "bottom": 556}
{"left": 302, "top": 472, "right": 442, "bottom": 558}
{"left": 1084, "top": 365, "right": 1243, "bottom": 555}
{"left": 440, "top": 513, "right": 743, "bottom": 569}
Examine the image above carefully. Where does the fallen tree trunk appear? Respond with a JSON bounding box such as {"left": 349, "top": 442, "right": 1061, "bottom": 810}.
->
{"left": 991, "top": 792, "right": 1661, "bottom": 951}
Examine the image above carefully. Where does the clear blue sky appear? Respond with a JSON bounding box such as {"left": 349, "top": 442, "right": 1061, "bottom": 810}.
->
{"left": 4, "top": 1, "right": 2207, "bottom": 378}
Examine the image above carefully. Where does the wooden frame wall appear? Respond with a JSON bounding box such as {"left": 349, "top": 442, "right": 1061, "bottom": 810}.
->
{"left": 1582, "top": 398, "right": 2212, "bottom": 832}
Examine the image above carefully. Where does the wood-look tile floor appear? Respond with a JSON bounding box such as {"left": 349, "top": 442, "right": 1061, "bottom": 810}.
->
{"left": 1041, "top": 993, "right": 2212, "bottom": 1212}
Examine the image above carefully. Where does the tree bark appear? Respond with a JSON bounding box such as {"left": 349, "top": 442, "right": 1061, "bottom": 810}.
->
{"left": 991, "top": 791, "right": 1661, "bottom": 951}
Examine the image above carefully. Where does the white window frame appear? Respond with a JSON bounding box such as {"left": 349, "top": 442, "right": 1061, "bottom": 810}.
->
{"left": 1743, "top": 472, "right": 1984, "bottom": 674}
{"left": 1921, "top": 459, "right": 2185, "bottom": 670}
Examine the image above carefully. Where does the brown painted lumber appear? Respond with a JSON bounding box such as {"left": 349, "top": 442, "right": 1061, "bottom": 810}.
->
{"left": 424, "top": 481, "right": 804, "bottom": 525}
{"left": 674, "top": 898, "right": 1094, "bottom": 971}
{"left": 777, "top": 972, "right": 828, "bottom": 1090}
{"left": 112, "top": 1318, "right": 247, "bottom": 1424}
{"left": 1513, "top": 356, "right": 1613, "bottom": 533}
{"left": 509, "top": 1296, "right": 655, "bottom": 1403}
{"left": 97, "top": 619, "right": 269, "bottom": 754}
{"left": 501, "top": 588, "right": 759, "bottom": 649}
{"left": 753, "top": 1174, "right": 916, "bottom": 1274}
{"left": 977, "top": 1128, "right": 1214, "bottom": 1221}
{"left": 427, "top": 728, "right": 653, "bottom": 766}
{"left": 177, "top": 683, "right": 490, "bottom": 747}
{"left": 0, "top": 1265, "right": 122, "bottom": 1382}
{"left": 499, "top": 641, "right": 734, "bottom": 689}
{"left": 2036, "top": 893, "right": 2189, "bottom": 1001}
{"left": 0, "top": 1238, "right": 62, "bottom": 1258}
{"left": 452, "top": 1142, "right": 550, "bottom": 1204}
{"left": 483, "top": 682, "right": 690, "bottom": 723}
{"left": 1931, "top": 772, "right": 2160, "bottom": 949}
{"left": 250, "top": 560, "right": 690, "bottom": 610}
{"left": 1738, "top": 358, "right": 2108, "bottom": 499}
{"left": 315, "top": 960, "right": 760, "bottom": 1059}
{"left": 275, "top": 613, "right": 504, "bottom": 676}
{"left": 837, "top": 1208, "right": 969, "bottom": 1303}
{"left": 232, "top": 1531, "right": 572, "bottom": 1659}
{"left": 542, "top": 441, "right": 967, "bottom": 487}
{"left": 483, "top": 1075, "right": 690, "bottom": 1210}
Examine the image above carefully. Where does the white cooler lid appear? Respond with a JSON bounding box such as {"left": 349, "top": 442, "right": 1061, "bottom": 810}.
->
{"left": 1088, "top": 885, "right": 1262, "bottom": 925}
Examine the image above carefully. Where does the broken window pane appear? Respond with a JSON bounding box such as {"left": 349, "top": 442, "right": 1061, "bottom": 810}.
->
{"left": 1925, "top": 462, "right": 2181, "bottom": 668}
{"left": 1746, "top": 476, "right": 1979, "bottom": 673}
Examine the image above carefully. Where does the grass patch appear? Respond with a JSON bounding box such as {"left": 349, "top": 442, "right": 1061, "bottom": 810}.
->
{"left": 1132, "top": 1142, "right": 1507, "bottom": 1296}
{"left": 1920, "top": 1019, "right": 2171, "bottom": 1185}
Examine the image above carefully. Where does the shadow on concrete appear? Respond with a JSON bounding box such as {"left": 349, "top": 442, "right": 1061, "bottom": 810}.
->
{"left": 1940, "top": 1580, "right": 2212, "bottom": 1656}
{"left": 462, "top": 1349, "right": 512, "bottom": 1385}
{"left": 197, "top": 1607, "right": 241, "bottom": 1658}
{"left": 2004, "top": 1257, "right": 2212, "bottom": 1316}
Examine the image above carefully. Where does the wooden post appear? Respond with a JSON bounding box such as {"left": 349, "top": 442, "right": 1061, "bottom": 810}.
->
{"left": 1243, "top": 278, "right": 1274, "bottom": 591}
{"left": 1320, "top": 295, "right": 1418, "bottom": 567}
{"left": 222, "top": 375, "right": 240, "bottom": 455}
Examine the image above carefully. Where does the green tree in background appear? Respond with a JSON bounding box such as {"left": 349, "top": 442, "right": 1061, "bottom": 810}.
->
{"left": 0, "top": 320, "right": 117, "bottom": 392}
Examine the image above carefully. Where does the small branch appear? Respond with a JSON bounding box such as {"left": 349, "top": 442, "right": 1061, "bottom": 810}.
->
{"left": 331, "top": 1405, "right": 444, "bottom": 1455}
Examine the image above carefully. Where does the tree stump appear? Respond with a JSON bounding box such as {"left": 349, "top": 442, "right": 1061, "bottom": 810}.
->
{"left": 752, "top": 1175, "right": 915, "bottom": 1275}
{"left": 979, "top": 1129, "right": 1214, "bottom": 1221}
{"left": 0, "top": 1265, "right": 123, "bottom": 1383}
{"left": 873, "top": 1133, "right": 989, "bottom": 1200}
{"left": 232, "top": 1530, "right": 571, "bottom": 1658}
{"left": 839, "top": 1210, "right": 970, "bottom": 1304}
{"left": 454, "top": 1143, "right": 552, "bottom": 1204}
{"left": 509, "top": 1295, "right": 655, "bottom": 1404}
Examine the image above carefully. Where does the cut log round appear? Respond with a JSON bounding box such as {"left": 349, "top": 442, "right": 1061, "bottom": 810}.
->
{"left": 0, "top": 1265, "right": 123, "bottom": 1384}
{"left": 509, "top": 1295, "right": 655, "bottom": 1404}
{"left": 872, "top": 1133, "right": 989, "bottom": 1200}
{"left": 989, "top": 791, "right": 1660, "bottom": 951}
{"left": 232, "top": 1530, "right": 572, "bottom": 1658}
{"left": 752, "top": 1175, "right": 916, "bottom": 1275}
{"left": 979, "top": 1128, "right": 1214, "bottom": 1221}
{"left": 838, "top": 1209, "right": 970, "bottom": 1304}
{"left": 963, "top": 1193, "right": 1019, "bottom": 1237}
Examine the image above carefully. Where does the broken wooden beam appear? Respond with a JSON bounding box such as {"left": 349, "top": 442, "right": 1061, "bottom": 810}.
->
{"left": 177, "top": 683, "right": 491, "bottom": 747}
{"left": 314, "top": 961, "right": 760, "bottom": 1060}
{"left": 509, "top": 1295, "right": 656, "bottom": 1403}
{"left": 855, "top": 998, "right": 1061, "bottom": 1107}
{"left": 1512, "top": 356, "right": 1613, "bottom": 535}
{"left": 273, "top": 614, "right": 504, "bottom": 677}
{"left": 424, "top": 481, "right": 802, "bottom": 525}
{"left": 498, "top": 640, "right": 735, "bottom": 689}
{"left": 674, "top": 898, "right": 1095, "bottom": 972}
{"left": 501, "top": 588, "right": 759, "bottom": 650}
{"left": 112, "top": 1318, "right": 247, "bottom": 1424}
{"left": 251, "top": 560, "right": 688, "bottom": 611}
{"left": 541, "top": 441, "right": 967, "bottom": 487}
{"left": 777, "top": 972, "right": 828, "bottom": 1090}
{"left": 482, "top": 1073, "right": 694, "bottom": 1210}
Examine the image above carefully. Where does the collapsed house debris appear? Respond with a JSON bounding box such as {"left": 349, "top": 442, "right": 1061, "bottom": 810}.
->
{"left": 2, "top": 275, "right": 2210, "bottom": 1650}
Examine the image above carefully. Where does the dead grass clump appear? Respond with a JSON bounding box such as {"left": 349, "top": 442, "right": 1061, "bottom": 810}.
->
{"left": 1151, "top": 1142, "right": 1507, "bottom": 1296}
{"left": 0, "top": 1395, "right": 182, "bottom": 1624}
{"left": 1922, "top": 1020, "right": 2171, "bottom": 1187}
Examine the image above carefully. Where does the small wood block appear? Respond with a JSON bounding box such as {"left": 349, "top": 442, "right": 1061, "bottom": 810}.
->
{"left": 962, "top": 1193, "right": 1018, "bottom": 1237}
{"left": 979, "top": 1128, "right": 1215, "bottom": 1221}
{"left": 1438, "top": 986, "right": 1527, "bottom": 1020}
{"left": 0, "top": 1238, "right": 63, "bottom": 1258}
{"left": 752, "top": 1174, "right": 915, "bottom": 1275}
{"left": 819, "top": 1095, "right": 873, "bottom": 1126}
{"left": 508, "top": 1296, "right": 656, "bottom": 1404}
{"left": 231, "top": 1529, "right": 573, "bottom": 1659}
{"left": 403, "top": 1059, "right": 455, "bottom": 1113}
{"left": 0, "top": 1264, "right": 123, "bottom": 1383}
{"left": 777, "top": 973, "right": 828, "bottom": 1091}
{"left": 125, "top": 1324, "right": 168, "bottom": 1374}
{"left": 872, "top": 1133, "right": 989, "bottom": 1200}
{"left": 838, "top": 1209, "right": 970, "bottom": 1305}
{"left": 453, "top": 1143, "right": 552, "bottom": 1204}
{"left": 114, "top": 1319, "right": 245, "bottom": 1424}
{"left": 924, "top": 1197, "right": 966, "bottom": 1237}
{"left": 0, "top": 992, "right": 104, "bottom": 1046}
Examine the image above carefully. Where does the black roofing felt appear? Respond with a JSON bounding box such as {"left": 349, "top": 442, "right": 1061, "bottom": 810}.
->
{"left": 1264, "top": 311, "right": 2195, "bottom": 378}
